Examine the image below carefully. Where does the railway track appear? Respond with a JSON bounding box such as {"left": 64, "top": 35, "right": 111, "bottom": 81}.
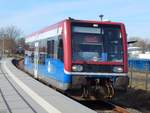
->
{"left": 78, "top": 100, "right": 130, "bottom": 113}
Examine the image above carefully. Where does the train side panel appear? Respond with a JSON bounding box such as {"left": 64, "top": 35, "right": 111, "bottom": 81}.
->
{"left": 24, "top": 20, "right": 72, "bottom": 90}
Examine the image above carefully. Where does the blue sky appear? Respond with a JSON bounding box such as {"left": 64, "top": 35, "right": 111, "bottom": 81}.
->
{"left": 0, "top": 0, "right": 150, "bottom": 39}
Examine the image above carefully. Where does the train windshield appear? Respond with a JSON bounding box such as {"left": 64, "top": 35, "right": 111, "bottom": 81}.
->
{"left": 72, "top": 24, "right": 123, "bottom": 62}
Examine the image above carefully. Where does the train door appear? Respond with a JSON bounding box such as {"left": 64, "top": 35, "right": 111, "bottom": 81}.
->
{"left": 34, "top": 42, "right": 39, "bottom": 78}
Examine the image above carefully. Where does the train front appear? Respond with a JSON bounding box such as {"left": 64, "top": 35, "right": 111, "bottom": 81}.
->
{"left": 64, "top": 20, "right": 128, "bottom": 99}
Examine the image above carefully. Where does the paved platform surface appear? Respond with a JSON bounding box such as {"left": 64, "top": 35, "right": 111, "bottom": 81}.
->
{"left": 0, "top": 58, "right": 96, "bottom": 113}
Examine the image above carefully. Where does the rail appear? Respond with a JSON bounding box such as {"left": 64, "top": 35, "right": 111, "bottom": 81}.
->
{"left": 78, "top": 100, "right": 130, "bottom": 113}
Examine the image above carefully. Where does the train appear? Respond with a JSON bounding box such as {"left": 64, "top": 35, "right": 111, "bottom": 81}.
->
{"left": 24, "top": 18, "right": 129, "bottom": 99}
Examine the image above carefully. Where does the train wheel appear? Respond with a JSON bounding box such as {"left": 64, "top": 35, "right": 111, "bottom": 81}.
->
{"left": 102, "top": 80, "right": 115, "bottom": 99}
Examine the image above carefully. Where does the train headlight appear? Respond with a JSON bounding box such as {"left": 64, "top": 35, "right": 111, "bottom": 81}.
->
{"left": 113, "top": 67, "right": 123, "bottom": 73}
{"left": 72, "top": 65, "right": 83, "bottom": 72}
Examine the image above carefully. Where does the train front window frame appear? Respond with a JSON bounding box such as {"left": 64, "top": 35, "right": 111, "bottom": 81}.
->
{"left": 71, "top": 23, "right": 123, "bottom": 63}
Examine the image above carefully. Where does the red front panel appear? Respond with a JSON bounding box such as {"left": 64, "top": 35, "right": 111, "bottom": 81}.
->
{"left": 63, "top": 20, "right": 72, "bottom": 72}
{"left": 63, "top": 19, "right": 128, "bottom": 74}
{"left": 121, "top": 24, "right": 128, "bottom": 73}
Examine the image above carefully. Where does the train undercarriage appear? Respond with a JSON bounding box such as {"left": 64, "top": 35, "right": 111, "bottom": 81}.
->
{"left": 69, "top": 77, "right": 115, "bottom": 100}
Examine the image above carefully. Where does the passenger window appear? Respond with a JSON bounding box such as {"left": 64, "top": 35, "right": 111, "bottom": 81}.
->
{"left": 58, "top": 39, "right": 64, "bottom": 62}
{"left": 38, "top": 40, "right": 46, "bottom": 64}
{"left": 47, "top": 40, "right": 54, "bottom": 58}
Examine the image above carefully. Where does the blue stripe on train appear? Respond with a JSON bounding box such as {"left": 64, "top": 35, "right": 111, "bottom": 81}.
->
{"left": 24, "top": 56, "right": 71, "bottom": 83}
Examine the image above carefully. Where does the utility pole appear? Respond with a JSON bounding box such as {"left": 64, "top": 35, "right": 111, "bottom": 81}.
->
{"left": 3, "top": 37, "right": 4, "bottom": 58}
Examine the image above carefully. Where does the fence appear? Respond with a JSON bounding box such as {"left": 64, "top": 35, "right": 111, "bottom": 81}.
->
{"left": 128, "top": 59, "right": 150, "bottom": 91}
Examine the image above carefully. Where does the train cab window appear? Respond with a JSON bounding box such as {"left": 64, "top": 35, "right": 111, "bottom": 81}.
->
{"left": 103, "top": 28, "right": 123, "bottom": 62}
{"left": 72, "top": 25, "right": 123, "bottom": 62}
{"left": 58, "top": 39, "right": 64, "bottom": 62}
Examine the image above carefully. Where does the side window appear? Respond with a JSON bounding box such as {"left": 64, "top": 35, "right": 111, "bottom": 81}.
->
{"left": 47, "top": 40, "right": 54, "bottom": 58}
{"left": 39, "top": 40, "right": 46, "bottom": 64}
{"left": 25, "top": 43, "right": 34, "bottom": 64}
{"left": 58, "top": 38, "right": 64, "bottom": 62}
{"left": 29, "top": 43, "right": 34, "bottom": 63}
{"left": 46, "top": 36, "right": 63, "bottom": 62}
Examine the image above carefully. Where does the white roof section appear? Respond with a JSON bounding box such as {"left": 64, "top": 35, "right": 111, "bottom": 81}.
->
{"left": 25, "top": 27, "right": 62, "bottom": 43}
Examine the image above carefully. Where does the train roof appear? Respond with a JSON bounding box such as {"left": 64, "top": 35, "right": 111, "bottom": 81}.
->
{"left": 26, "top": 18, "right": 125, "bottom": 43}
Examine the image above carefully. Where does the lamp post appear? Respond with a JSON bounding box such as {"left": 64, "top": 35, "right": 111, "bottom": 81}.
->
{"left": 99, "top": 14, "right": 104, "bottom": 21}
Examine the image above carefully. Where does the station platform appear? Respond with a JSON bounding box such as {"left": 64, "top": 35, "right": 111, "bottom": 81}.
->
{"left": 0, "top": 58, "right": 96, "bottom": 113}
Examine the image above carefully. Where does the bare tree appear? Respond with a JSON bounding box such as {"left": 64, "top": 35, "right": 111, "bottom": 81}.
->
{"left": 129, "top": 37, "right": 150, "bottom": 53}
{"left": 0, "top": 25, "right": 21, "bottom": 39}
{"left": 0, "top": 25, "right": 22, "bottom": 54}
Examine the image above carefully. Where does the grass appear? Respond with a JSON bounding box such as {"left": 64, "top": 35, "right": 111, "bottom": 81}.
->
{"left": 128, "top": 70, "right": 150, "bottom": 91}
